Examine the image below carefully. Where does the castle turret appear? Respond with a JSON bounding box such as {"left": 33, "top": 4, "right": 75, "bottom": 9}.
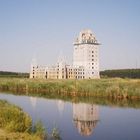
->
{"left": 73, "top": 29, "right": 100, "bottom": 79}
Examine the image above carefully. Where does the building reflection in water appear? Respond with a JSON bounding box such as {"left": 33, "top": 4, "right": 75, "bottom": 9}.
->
{"left": 73, "top": 103, "right": 99, "bottom": 136}
{"left": 57, "top": 100, "right": 65, "bottom": 117}
{"left": 30, "top": 97, "right": 37, "bottom": 109}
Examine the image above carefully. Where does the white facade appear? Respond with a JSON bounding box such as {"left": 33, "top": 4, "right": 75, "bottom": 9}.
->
{"left": 30, "top": 65, "right": 47, "bottom": 79}
{"left": 73, "top": 29, "right": 100, "bottom": 79}
{"left": 30, "top": 29, "right": 100, "bottom": 79}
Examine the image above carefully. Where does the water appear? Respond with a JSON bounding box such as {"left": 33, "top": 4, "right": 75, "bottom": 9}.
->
{"left": 0, "top": 92, "right": 140, "bottom": 140}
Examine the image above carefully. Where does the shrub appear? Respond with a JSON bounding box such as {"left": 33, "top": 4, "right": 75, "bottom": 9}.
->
{"left": 0, "top": 100, "right": 32, "bottom": 132}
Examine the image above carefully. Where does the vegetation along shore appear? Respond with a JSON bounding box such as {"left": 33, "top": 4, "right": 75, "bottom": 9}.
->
{"left": 0, "top": 100, "right": 61, "bottom": 140}
{"left": 0, "top": 78, "right": 140, "bottom": 100}
{"left": 0, "top": 100, "right": 46, "bottom": 140}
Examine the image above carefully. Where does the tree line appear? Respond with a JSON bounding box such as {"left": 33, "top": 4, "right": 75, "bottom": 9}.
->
{"left": 0, "top": 71, "right": 29, "bottom": 78}
{"left": 100, "top": 69, "right": 140, "bottom": 78}
{"left": 0, "top": 69, "right": 140, "bottom": 79}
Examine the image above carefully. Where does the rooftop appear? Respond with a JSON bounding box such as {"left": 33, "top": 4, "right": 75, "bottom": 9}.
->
{"left": 74, "top": 29, "right": 100, "bottom": 45}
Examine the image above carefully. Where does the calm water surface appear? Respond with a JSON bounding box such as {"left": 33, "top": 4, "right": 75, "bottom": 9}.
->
{"left": 0, "top": 92, "right": 140, "bottom": 140}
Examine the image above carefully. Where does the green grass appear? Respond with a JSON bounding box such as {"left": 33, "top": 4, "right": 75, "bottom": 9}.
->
{"left": 0, "top": 100, "right": 32, "bottom": 132}
{"left": 0, "top": 99, "right": 62, "bottom": 140}
{"left": 0, "top": 78, "right": 140, "bottom": 100}
{"left": 0, "top": 129, "right": 42, "bottom": 140}
{"left": 0, "top": 100, "right": 46, "bottom": 140}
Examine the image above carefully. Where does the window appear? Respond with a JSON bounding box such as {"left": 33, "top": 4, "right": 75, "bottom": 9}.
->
{"left": 92, "top": 67, "right": 94, "bottom": 69}
{"left": 92, "top": 59, "right": 94, "bottom": 61}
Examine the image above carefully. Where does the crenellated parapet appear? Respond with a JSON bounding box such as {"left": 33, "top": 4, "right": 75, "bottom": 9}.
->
{"left": 74, "top": 29, "right": 100, "bottom": 45}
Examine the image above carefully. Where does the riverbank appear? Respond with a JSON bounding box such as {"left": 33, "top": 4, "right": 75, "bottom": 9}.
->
{"left": 0, "top": 100, "right": 46, "bottom": 140}
{"left": 0, "top": 129, "right": 42, "bottom": 140}
{"left": 0, "top": 78, "right": 140, "bottom": 99}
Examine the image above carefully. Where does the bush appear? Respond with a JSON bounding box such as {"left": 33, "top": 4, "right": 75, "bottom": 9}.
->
{"left": 0, "top": 100, "right": 32, "bottom": 132}
{"left": 33, "top": 121, "right": 47, "bottom": 139}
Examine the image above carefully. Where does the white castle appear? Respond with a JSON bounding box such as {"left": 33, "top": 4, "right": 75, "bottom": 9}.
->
{"left": 30, "top": 29, "right": 100, "bottom": 79}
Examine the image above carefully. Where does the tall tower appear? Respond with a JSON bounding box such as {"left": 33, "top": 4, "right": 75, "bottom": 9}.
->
{"left": 73, "top": 29, "right": 100, "bottom": 79}
{"left": 30, "top": 58, "right": 37, "bottom": 78}
{"left": 56, "top": 53, "right": 66, "bottom": 79}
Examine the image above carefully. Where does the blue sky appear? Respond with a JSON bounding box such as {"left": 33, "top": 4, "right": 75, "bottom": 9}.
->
{"left": 0, "top": 0, "right": 140, "bottom": 72}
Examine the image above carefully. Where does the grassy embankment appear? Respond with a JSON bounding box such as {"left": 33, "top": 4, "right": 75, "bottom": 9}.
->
{"left": 0, "top": 100, "right": 61, "bottom": 140}
{"left": 0, "top": 100, "right": 46, "bottom": 140}
{"left": 0, "top": 78, "right": 140, "bottom": 99}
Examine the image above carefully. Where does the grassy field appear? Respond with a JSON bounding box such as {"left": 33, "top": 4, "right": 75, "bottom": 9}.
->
{"left": 0, "top": 100, "right": 46, "bottom": 140}
{"left": 0, "top": 99, "right": 61, "bottom": 140}
{"left": 0, "top": 129, "right": 43, "bottom": 140}
{"left": 0, "top": 78, "right": 140, "bottom": 99}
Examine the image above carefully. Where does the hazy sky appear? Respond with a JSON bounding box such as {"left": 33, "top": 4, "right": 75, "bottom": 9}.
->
{"left": 0, "top": 0, "right": 140, "bottom": 72}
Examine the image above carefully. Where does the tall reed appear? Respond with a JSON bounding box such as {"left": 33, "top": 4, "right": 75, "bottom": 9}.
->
{"left": 0, "top": 78, "right": 140, "bottom": 99}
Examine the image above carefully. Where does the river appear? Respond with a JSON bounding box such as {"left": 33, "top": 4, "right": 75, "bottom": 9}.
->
{"left": 0, "top": 92, "right": 140, "bottom": 140}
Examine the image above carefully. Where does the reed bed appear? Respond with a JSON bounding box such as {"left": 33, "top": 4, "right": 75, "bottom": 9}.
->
{"left": 0, "top": 78, "right": 140, "bottom": 99}
{"left": 0, "top": 100, "right": 46, "bottom": 140}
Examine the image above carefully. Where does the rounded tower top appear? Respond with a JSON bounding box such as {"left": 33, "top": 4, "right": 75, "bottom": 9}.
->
{"left": 74, "top": 29, "right": 100, "bottom": 45}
